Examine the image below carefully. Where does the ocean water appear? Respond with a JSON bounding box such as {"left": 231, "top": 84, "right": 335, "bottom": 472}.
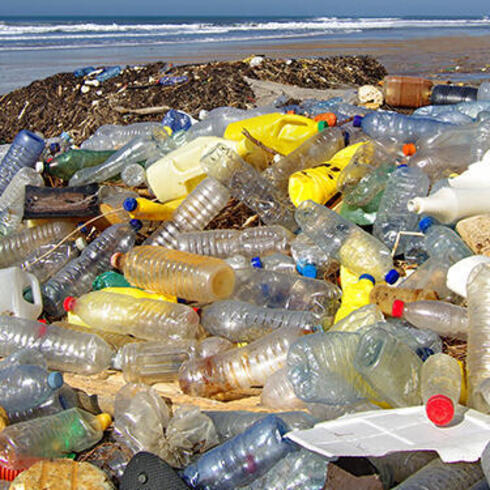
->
{"left": 0, "top": 15, "right": 489, "bottom": 94}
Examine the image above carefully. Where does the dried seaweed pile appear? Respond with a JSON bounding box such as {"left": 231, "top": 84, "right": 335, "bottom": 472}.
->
{"left": 0, "top": 56, "right": 387, "bottom": 145}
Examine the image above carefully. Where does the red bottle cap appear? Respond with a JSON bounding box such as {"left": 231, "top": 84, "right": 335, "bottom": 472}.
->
{"left": 426, "top": 394, "right": 454, "bottom": 426}
{"left": 402, "top": 143, "right": 417, "bottom": 156}
{"left": 37, "top": 319, "right": 47, "bottom": 324}
{"left": 391, "top": 300, "right": 405, "bottom": 318}
{"left": 0, "top": 464, "right": 25, "bottom": 481}
{"left": 63, "top": 296, "right": 76, "bottom": 312}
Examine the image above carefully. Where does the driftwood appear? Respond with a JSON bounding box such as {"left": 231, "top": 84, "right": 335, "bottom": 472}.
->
{"left": 113, "top": 105, "right": 171, "bottom": 115}
{"left": 244, "top": 76, "right": 357, "bottom": 106}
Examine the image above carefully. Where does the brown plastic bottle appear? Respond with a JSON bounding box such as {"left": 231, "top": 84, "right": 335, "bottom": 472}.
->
{"left": 369, "top": 284, "right": 438, "bottom": 316}
{"left": 383, "top": 76, "right": 433, "bottom": 108}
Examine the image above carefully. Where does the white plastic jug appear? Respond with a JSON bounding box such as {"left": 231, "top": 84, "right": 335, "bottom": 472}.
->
{"left": 147, "top": 137, "right": 234, "bottom": 203}
{"left": 0, "top": 266, "right": 42, "bottom": 319}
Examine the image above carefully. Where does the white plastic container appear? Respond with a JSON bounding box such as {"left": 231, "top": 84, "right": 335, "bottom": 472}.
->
{"left": 0, "top": 266, "right": 42, "bottom": 319}
{"left": 147, "top": 137, "right": 235, "bottom": 203}
{"left": 408, "top": 186, "right": 490, "bottom": 224}
{"left": 446, "top": 255, "right": 490, "bottom": 298}
{"left": 448, "top": 150, "right": 490, "bottom": 189}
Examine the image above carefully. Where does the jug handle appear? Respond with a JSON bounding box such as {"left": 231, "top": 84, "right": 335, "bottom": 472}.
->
{"left": 26, "top": 272, "right": 43, "bottom": 311}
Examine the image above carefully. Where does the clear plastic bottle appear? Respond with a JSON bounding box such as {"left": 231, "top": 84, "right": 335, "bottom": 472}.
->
{"left": 45, "top": 149, "right": 115, "bottom": 181}
{"left": 113, "top": 339, "right": 196, "bottom": 384}
{"left": 179, "top": 325, "right": 309, "bottom": 398}
{"left": 112, "top": 245, "right": 235, "bottom": 303}
{"left": 360, "top": 112, "right": 454, "bottom": 143}
{"left": 201, "top": 299, "right": 317, "bottom": 342}
{"left": 0, "top": 167, "right": 44, "bottom": 237}
{"left": 63, "top": 290, "right": 199, "bottom": 341}
{"left": 204, "top": 410, "right": 315, "bottom": 443}
{"left": 0, "top": 130, "right": 44, "bottom": 195}
{"left": 260, "top": 367, "right": 307, "bottom": 410}
{"left": 478, "top": 81, "right": 490, "bottom": 100}
{"left": 466, "top": 263, "right": 490, "bottom": 412}
{"left": 175, "top": 225, "right": 293, "bottom": 258}
{"left": 253, "top": 253, "right": 297, "bottom": 275}
{"left": 113, "top": 383, "right": 170, "bottom": 456}
{"left": 232, "top": 268, "right": 341, "bottom": 324}
{"left": 0, "top": 408, "right": 111, "bottom": 470}
{"left": 0, "top": 316, "right": 114, "bottom": 375}
{"left": 373, "top": 166, "right": 430, "bottom": 252}
{"left": 201, "top": 144, "right": 297, "bottom": 231}
{"left": 287, "top": 331, "right": 380, "bottom": 405}
{"left": 195, "top": 336, "right": 233, "bottom": 359}
{"left": 370, "top": 284, "right": 439, "bottom": 316}
{"left": 393, "top": 459, "right": 483, "bottom": 490}
{"left": 392, "top": 300, "right": 469, "bottom": 340}
{"left": 69, "top": 129, "right": 170, "bottom": 186}
{"left": 420, "top": 353, "right": 461, "bottom": 426}
{"left": 295, "top": 200, "right": 399, "bottom": 284}
{"left": 368, "top": 451, "right": 438, "bottom": 489}
{"left": 481, "top": 441, "right": 490, "bottom": 484}
{"left": 41, "top": 222, "right": 138, "bottom": 317}
{"left": 120, "top": 163, "right": 146, "bottom": 187}
{"left": 80, "top": 122, "right": 163, "bottom": 151}
{"left": 243, "top": 448, "right": 329, "bottom": 490}
{"left": 290, "top": 232, "right": 334, "bottom": 278}
{"left": 419, "top": 217, "right": 473, "bottom": 264}
{"left": 18, "top": 241, "right": 82, "bottom": 283}
{"left": 182, "top": 414, "right": 295, "bottom": 490}
{"left": 262, "top": 127, "right": 345, "bottom": 193}
{"left": 0, "top": 363, "right": 63, "bottom": 415}
{"left": 330, "top": 304, "right": 385, "bottom": 333}
{"left": 144, "top": 177, "right": 231, "bottom": 248}
{"left": 0, "top": 221, "right": 75, "bottom": 269}
{"left": 354, "top": 327, "right": 422, "bottom": 407}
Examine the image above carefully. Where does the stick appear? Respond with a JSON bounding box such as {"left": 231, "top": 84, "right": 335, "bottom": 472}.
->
{"left": 113, "top": 105, "right": 171, "bottom": 115}
{"left": 241, "top": 128, "right": 284, "bottom": 157}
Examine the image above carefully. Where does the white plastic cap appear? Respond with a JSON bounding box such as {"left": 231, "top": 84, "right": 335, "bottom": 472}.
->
{"left": 75, "top": 237, "right": 87, "bottom": 251}
{"left": 35, "top": 161, "right": 44, "bottom": 173}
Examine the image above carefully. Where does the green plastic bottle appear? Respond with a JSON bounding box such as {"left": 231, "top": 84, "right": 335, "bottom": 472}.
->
{"left": 46, "top": 150, "right": 115, "bottom": 181}
{"left": 92, "top": 271, "right": 131, "bottom": 291}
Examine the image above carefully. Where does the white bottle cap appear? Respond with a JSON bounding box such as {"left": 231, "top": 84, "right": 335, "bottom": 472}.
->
{"left": 35, "top": 161, "right": 44, "bottom": 173}
{"left": 75, "top": 237, "right": 87, "bottom": 251}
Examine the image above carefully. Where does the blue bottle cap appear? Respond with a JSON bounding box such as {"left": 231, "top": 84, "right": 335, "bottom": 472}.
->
{"left": 48, "top": 372, "right": 64, "bottom": 390}
{"left": 398, "top": 164, "right": 408, "bottom": 168}
{"left": 359, "top": 273, "right": 375, "bottom": 285}
{"left": 300, "top": 263, "right": 317, "bottom": 278}
{"left": 129, "top": 219, "right": 142, "bottom": 231}
{"left": 418, "top": 216, "right": 434, "bottom": 233}
{"left": 251, "top": 257, "right": 263, "bottom": 268}
{"left": 123, "top": 197, "right": 138, "bottom": 212}
{"left": 416, "top": 347, "right": 434, "bottom": 361}
{"left": 385, "top": 269, "right": 400, "bottom": 285}
{"left": 77, "top": 222, "right": 89, "bottom": 234}
{"left": 353, "top": 115, "right": 363, "bottom": 127}
{"left": 177, "top": 297, "right": 187, "bottom": 304}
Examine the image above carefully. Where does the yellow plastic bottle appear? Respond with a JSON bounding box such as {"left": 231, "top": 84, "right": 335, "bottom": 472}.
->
{"left": 67, "top": 286, "right": 176, "bottom": 327}
{"left": 224, "top": 113, "right": 319, "bottom": 157}
{"left": 123, "top": 196, "right": 184, "bottom": 221}
{"left": 288, "top": 142, "right": 366, "bottom": 207}
{"left": 334, "top": 266, "right": 375, "bottom": 323}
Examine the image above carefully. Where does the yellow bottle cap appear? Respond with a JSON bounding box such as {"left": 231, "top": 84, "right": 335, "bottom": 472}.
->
{"left": 96, "top": 413, "right": 112, "bottom": 431}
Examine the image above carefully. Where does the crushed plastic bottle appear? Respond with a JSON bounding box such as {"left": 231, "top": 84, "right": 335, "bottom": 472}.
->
{"left": 329, "top": 303, "right": 385, "bottom": 333}
{"left": 41, "top": 222, "right": 138, "bottom": 317}
{"left": 260, "top": 367, "right": 307, "bottom": 410}
{"left": 0, "top": 408, "right": 111, "bottom": 470}
{"left": 182, "top": 414, "right": 295, "bottom": 490}
{"left": 111, "top": 245, "right": 235, "bottom": 303}
{"left": 201, "top": 143, "right": 297, "bottom": 231}
{"left": 200, "top": 299, "right": 318, "bottom": 342}
{"left": 0, "top": 130, "right": 44, "bottom": 195}
{"left": 63, "top": 290, "right": 199, "bottom": 341}
{"left": 295, "top": 200, "right": 399, "bottom": 284}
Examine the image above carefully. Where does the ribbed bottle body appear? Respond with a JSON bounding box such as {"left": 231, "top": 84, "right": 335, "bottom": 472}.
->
{"left": 421, "top": 353, "right": 461, "bottom": 407}
{"left": 354, "top": 327, "right": 422, "bottom": 407}
{"left": 182, "top": 415, "right": 294, "bottom": 490}
{"left": 201, "top": 144, "right": 297, "bottom": 230}
{"left": 0, "top": 130, "right": 44, "bottom": 195}
{"left": 117, "top": 245, "right": 235, "bottom": 302}
{"left": 115, "top": 339, "right": 197, "bottom": 384}
{"left": 424, "top": 225, "right": 472, "bottom": 264}
{"left": 145, "top": 177, "right": 230, "bottom": 247}
{"left": 41, "top": 223, "right": 136, "bottom": 317}
{"left": 179, "top": 325, "right": 308, "bottom": 397}
{"left": 263, "top": 127, "right": 345, "bottom": 192}
{"left": 0, "top": 221, "right": 75, "bottom": 268}
{"left": 466, "top": 263, "right": 490, "bottom": 412}
{"left": 201, "top": 300, "right": 317, "bottom": 342}
{"left": 330, "top": 304, "right": 385, "bottom": 333}
{"left": 288, "top": 331, "right": 379, "bottom": 405}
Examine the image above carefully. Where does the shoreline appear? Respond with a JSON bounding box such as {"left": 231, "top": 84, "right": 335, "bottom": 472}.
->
{"left": 1, "top": 33, "right": 489, "bottom": 95}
